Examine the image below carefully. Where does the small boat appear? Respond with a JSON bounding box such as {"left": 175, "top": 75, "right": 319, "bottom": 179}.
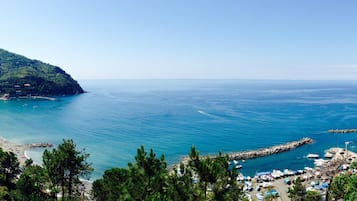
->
{"left": 324, "top": 152, "right": 334, "bottom": 158}
{"left": 233, "top": 160, "right": 239, "bottom": 165}
{"left": 235, "top": 165, "right": 243, "bottom": 169}
{"left": 307, "top": 153, "right": 319, "bottom": 158}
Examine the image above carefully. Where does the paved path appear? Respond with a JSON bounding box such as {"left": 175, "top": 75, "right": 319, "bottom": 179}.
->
{"left": 272, "top": 178, "right": 290, "bottom": 201}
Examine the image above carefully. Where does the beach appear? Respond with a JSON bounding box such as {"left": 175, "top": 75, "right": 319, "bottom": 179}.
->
{"left": 0, "top": 137, "right": 29, "bottom": 165}
{"left": 0, "top": 137, "right": 53, "bottom": 165}
{"left": 0, "top": 136, "right": 93, "bottom": 200}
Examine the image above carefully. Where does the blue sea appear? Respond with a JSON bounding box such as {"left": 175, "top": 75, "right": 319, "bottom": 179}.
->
{"left": 1, "top": 80, "right": 357, "bottom": 179}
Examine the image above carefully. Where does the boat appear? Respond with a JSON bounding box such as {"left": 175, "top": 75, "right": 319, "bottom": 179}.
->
{"left": 314, "top": 159, "right": 327, "bottom": 166}
{"left": 0, "top": 94, "right": 10, "bottom": 100}
{"left": 324, "top": 152, "right": 334, "bottom": 158}
{"left": 233, "top": 160, "right": 239, "bottom": 165}
{"left": 307, "top": 153, "right": 319, "bottom": 158}
{"left": 235, "top": 165, "right": 243, "bottom": 169}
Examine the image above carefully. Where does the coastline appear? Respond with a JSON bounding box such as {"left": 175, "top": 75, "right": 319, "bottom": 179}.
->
{"left": 0, "top": 137, "right": 29, "bottom": 165}
{"left": 0, "top": 95, "right": 56, "bottom": 101}
{"left": 0, "top": 137, "right": 53, "bottom": 165}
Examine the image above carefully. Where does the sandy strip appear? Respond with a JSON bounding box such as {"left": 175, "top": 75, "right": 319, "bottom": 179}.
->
{"left": 0, "top": 137, "right": 29, "bottom": 165}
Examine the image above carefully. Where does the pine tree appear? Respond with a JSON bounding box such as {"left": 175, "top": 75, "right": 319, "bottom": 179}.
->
{"left": 43, "top": 139, "right": 92, "bottom": 200}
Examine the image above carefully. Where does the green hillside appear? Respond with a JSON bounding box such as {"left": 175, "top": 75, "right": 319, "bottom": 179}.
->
{"left": 0, "top": 49, "right": 83, "bottom": 97}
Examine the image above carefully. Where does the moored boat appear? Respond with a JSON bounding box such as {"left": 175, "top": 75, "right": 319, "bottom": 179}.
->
{"left": 307, "top": 153, "right": 319, "bottom": 158}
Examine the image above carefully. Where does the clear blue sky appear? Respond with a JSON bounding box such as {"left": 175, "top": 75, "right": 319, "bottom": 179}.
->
{"left": 0, "top": 0, "right": 356, "bottom": 80}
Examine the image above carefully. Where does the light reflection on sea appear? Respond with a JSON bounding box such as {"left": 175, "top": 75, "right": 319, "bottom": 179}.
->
{"left": 1, "top": 80, "right": 357, "bottom": 179}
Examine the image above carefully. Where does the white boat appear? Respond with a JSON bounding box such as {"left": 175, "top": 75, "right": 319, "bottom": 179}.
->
{"left": 235, "top": 165, "right": 243, "bottom": 169}
{"left": 233, "top": 160, "right": 239, "bottom": 165}
{"left": 324, "top": 152, "right": 334, "bottom": 158}
{"left": 307, "top": 153, "right": 319, "bottom": 158}
{"left": 314, "top": 159, "right": 327, "bottom": 166}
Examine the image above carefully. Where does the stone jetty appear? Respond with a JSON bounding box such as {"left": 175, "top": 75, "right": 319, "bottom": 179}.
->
{"left": 26, "top": 142, "right": 53, "bottom": 148}
{"left": 227, "top": 137, "right": 313, "bottom": 160}
{"left": 327, "top": 129, "right": 357, "bottom": 133}
{"left": 179, "top": 137, "right": 313, "bottom": 165}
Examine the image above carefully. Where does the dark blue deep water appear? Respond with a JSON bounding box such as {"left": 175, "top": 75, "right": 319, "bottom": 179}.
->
{"left": 1, "top": 80, "right": 357, "bottom": 179}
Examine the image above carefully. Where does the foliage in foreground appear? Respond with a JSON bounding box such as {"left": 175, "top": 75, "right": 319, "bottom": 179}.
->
{"left": 0, "top": 139, "right": 92, "bottom": 201}
{"left": 92, "top": 145, "right": 246, "bottom": 201}
{"left": 0, "top": 138, "right": 355, "bottom": 201}
{"left": 288, "top": 177, "right": 322, "bottom": 201}
{"left": 328, "top": 172, "right": 357, "bottom": 201}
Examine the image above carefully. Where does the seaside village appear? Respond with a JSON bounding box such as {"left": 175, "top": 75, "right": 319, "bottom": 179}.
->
{"left": 226, "top": 144, "right": 357, "bottom": 201}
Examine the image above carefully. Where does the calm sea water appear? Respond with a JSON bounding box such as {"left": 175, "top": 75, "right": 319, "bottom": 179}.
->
{"left": 1, "top": 80, "right": 357, "bottom": 179}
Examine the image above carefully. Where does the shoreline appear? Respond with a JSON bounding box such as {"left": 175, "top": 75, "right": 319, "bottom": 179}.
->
{"left": 0, "top": 137, "right": 29, "bottom": 165}
{"left": 0, "top": 137, "right": 52, "bottom": 165}
{"left": 1, "top": 135, "right": 356, "bottom": 201}
{"left": 0, "top": 94, "right": 56, "bottom": 101}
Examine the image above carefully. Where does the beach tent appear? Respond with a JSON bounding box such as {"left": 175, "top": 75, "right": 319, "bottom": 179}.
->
{"left": 256, "top": 171, "right": 271, "bottom": 177}
{"left": 284, "top": 178, "right": 291, "bottom": 185}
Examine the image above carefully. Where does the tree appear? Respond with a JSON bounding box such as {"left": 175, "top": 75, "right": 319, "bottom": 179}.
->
{"left": 350, "top": 160, "right": 357, "bottom": 169}
{"left": 188, "top": 146, "right": 245, "bottom": 201}
{"left": 166, "top": 162, "right": 202, "bottom": 201}
{"left": 131, "top": 145, "right": 168, "bottom": 200}
{"left": 92, "top": 168, "right": 132, "bottom": 201}
{"left": 0, "top": 148, "right": 21, "bottom": 188}
{"left": 15, "top": 165, "right": 50, "bottom": 200}
{"left": 328, "top": 173, "right": 349, "bottom": 200}
{"left": 305, "top": 190, "right": 322, "bottom": 201}
{"left": 92, "top": 145, "right": 168, "bottom": 201}
{"left": 92, "top": 145, "right": 246, "bottom": 201}
{"left": 288, "top": 177, "right": 306, "bottom": 201}
{"left": 211, "top": 153, "right": 245, "bottom": 201}
{"left": 345, "top": 174, "right": 357, "bottom": 201}
{"left": 43, "top": 139, "right": 93, "bottom": 200}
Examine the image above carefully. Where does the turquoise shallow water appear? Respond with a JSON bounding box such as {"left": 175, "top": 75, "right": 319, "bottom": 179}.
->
{"left": 1, "top": 80, "right": 357, "bottom": 179}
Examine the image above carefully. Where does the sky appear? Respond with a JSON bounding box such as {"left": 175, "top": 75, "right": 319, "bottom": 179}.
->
{"left": 0, "top": 0, "right": 356, "bottom": 80}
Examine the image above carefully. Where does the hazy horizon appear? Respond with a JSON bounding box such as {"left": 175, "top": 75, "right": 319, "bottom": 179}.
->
{"left": 1, "top": 1, "right": 356, "bottom": 80}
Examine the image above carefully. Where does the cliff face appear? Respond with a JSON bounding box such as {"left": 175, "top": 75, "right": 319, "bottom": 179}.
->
{"left": 0, "top": 49, "right": 84, "bottom": 96}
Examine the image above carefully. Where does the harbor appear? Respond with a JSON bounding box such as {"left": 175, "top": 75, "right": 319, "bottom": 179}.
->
{"left": 239, "top": 146, "right": 357, "bottom": 201}
{"left": 177, "top": 137, "right": 357, "bottom": 201}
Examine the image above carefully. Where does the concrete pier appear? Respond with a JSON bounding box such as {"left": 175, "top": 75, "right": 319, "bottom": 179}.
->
{"left": 328, "top": 129, "right": 357, "bottom": 133}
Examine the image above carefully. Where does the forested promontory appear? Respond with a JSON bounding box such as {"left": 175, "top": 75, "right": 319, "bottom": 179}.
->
{"left": 0, "top": 48, "right": 83, "bottom": 97}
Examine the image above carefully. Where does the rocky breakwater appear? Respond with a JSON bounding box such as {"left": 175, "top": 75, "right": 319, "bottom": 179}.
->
{"left": 26, "top": 142, "right": 53, "bottom": 148}
{"left": 178, "top": 137, "right": 313, "bottom": 166}
{"left": 328, "top": 129, "right": 357, "bottom": 133}
{"left": 228, "top": 137, "right": 313, "bottom": 160}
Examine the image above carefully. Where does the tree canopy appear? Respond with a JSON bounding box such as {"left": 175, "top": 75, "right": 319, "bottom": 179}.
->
{"left": 328, "top": 172, "right": 357, "bottom": 201}
{"left": 92, "top": 145, "right": 246, "bottom": 201}
{"left": 43, "top": 139, "right": 93, "bottom": 200}
{"left": 0, "top": 48, "right": 83, "bottom": 96}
